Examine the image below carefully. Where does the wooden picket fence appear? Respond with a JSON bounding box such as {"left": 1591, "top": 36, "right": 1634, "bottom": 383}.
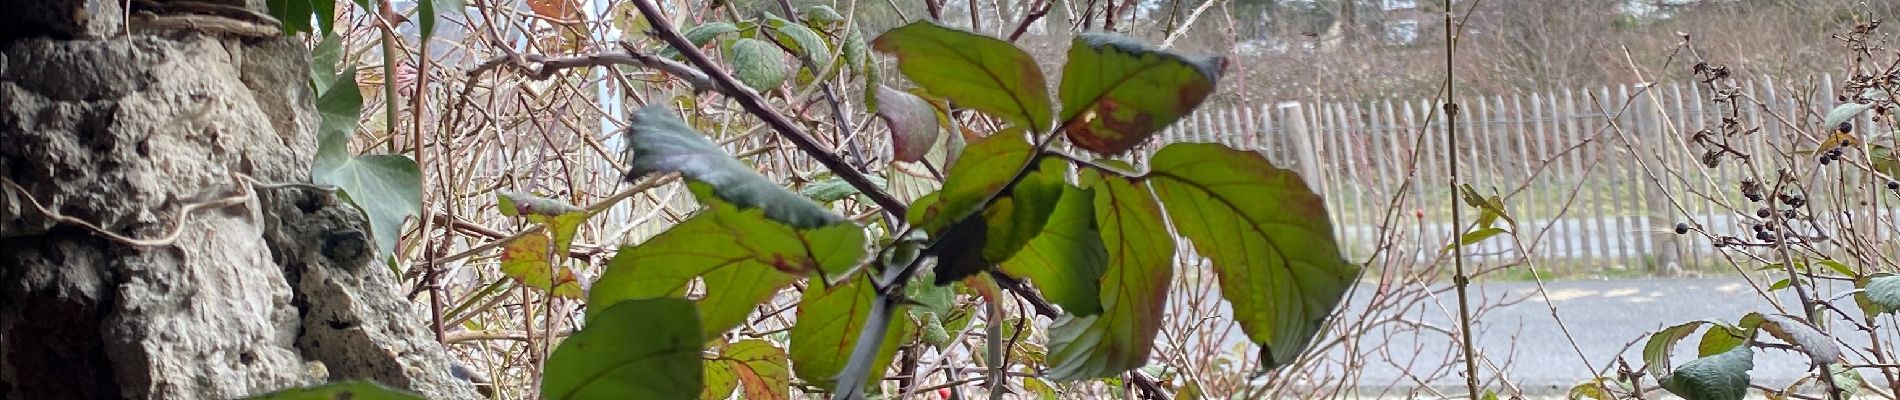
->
{"left": 1136, "top": 74, "right": 1884, "bottom": 273}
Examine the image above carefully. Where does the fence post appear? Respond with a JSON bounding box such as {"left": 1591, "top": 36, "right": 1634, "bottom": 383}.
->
{"left": 1280, "top": 102, "right": 1324, "bottom": 186}
{"left": 1636, "top": 83, "right": 1684, "bottom": 274}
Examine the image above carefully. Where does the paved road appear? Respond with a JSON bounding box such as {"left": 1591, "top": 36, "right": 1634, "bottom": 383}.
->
{"left": 1325, "top": 277, "right": 1883, "bottom": 396}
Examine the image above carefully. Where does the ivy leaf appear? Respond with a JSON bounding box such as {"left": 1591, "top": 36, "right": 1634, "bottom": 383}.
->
{"left": 730, "top": 38, "right": 790, "bottom": 92}
{"left": 873, "top": 21, "right": 1053, "bottom": 133}
{"left": 309, "top": 33, "right": 344, "bottom": 91}
{"left": 265, "top": 0, "right": 317, "bottom": 36}
{"left": 623, "top": 106, "right": 844, "bottom": 228}
{"left": 590, "top": 182, "right": 867, "bottom": 337}
{"left": 313, "top": 70, "right": 421, "bottom": 263}
{"left": 1659, "top": 345, "right": 1753, "bottom": 400}
{"left": 1045, "top": 172, "right": 1174, "bottom": 381}
{"left": 1057, "top": 32, "right": 1221, "bottom": 156}
{"left": 542, "top": 298, "right": 703, "bottom": 400}
{"left": 874, "top": 85, "right": 943, "bottom": 163}
{"left": 240, "top": 380, "right": 425, "bottom": 399}
{"left": 789, "top": 274, "right": 909, "bottom": 392}
{"left": 1148, "top": 143, "right": 1358, "bottom": 369}
{"left": 713, "top": 339, "right": 791, "bottom": 400}
{"left": 498, "top": 232, "right": 585, "bottom": 299}
{"left": 1739, "top": 313, "right": 1840, "bottom": 365}
{"left": 764, "top": 16, "right": 830, "bottom": 68}
{"left": 999, "top": 183, "right": 1107, "bottom": 316}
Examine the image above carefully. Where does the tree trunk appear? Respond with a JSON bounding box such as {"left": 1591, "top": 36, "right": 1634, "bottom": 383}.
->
{"left": 0, "top": 0, "right": 479, "bottom": 399}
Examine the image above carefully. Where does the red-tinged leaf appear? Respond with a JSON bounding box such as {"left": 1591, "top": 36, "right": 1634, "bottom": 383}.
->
{"left": 874, "top": 84, "right": 943, "bottom": 163}
{"left": 1057, "top": 33, "right": 1221, "bottom": 155}
{"left": 720, "top": 340, "right": 791, "bottom": 400}
{"left": 1045, "top": 171, "right": 1174, "bottom": 380}
{"left": 873, "top": 21, "right": 1053, "bottom": 133}
{"left": 498, "top": 232, "right": 585, "bottom": 299}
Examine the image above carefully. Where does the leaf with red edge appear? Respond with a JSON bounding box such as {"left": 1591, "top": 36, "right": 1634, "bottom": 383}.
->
{"left": 1057, "top": 33, "right": 1222, "bottom": 156}
{"left": 873, "top": 21, "right": 1052, "bottom": 133}
{"left": 874, "top": 84, "right": 943, "bottom": 163}
{"left": 498, "top": 232, "right": 584, "bottom": 299}
{"left": 719, "top": 339, "right": 791, "bottom": 400}
{"left": 1045, "top": 170, "right": 1175, "bottom": 380}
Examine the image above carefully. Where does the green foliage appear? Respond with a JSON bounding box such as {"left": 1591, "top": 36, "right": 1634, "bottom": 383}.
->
{"left": 913, "top": 132, "right": 1042, "bottom": 284}
{"left": 1863, "top": 273, "right": 1900, "bottom": 315}
{"left": 266, "top": 0, "right": 335, "bottom": 36}
{"left": 542, "top": 298, "right": 703, "bottom": 400}
{"left": 1057, "top": 33, "right": 1221, "bottom": 155}
{"left": 1659, "top": 345, "right": 1753, "bottom": 400}
{"left": 1644, "top": 320, "right": 1726, "bottom": 377}
{"left": 789, "top": 275, "right": 909, "bottom": 392}
{"left": 312, "top": 69, "right": 421, "bottom": 264}
{"left": 1148, "top": 143, "right": 1360, "bottom": 369}
{"left": 873, "top": 84, "right": 943, "bottom": 163}
{"left": 730, "top": 38, "right": 791, "bottom": 91}
{"left": 496, "top": 191, "right": 587, "bottom": 299}
{"left": 1045, "top": 171, "right": 1175, "bottom": 381}
{"left": 764, "top": 16, "right": 830, "bottom": 67}
{"left": 241, "top": 380, "right": 424, "bottom": 399}
{"left": 703, "top": 339, "right": 792, "bottom": 400}
{"left": 1739, "top": 312, "right": 1840, "bottom": 364}
{"left": 623, "top": 106, "right": 843, "bottom": 228}
{"left": 590, "top": 182, "right": 867, "bottom": 337}
{"left": 999, "top": 182, "right": 1107, "bottom": 316}
{"left": 873, "top": 21, "right": 1053, "bottom": 133}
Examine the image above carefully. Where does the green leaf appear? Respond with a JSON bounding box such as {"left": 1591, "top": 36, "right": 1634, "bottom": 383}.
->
{"left": 414, "top": 0, "right": 464, "bottom": 43}
{"left": 800, "top": 174, "right": 886, "bottom": 203}
{"left": 702, "top": 355, "right": 739, "bottom": 400}
{"left": 874, "top": 84, "right": 944, "bottom": 163}
{"left": 801, "top": 5, "right": 845, "bottom": 30}
{"left": 1565, "top": 378, "right": 1614, "bottom": 400}
{"left": 664, "top": 22, "right": 740, "bottom": 59}
{"left": 789, "top": 274, "right": 909, "bottom": 392}
{"left": 1444, "top": 227, "right": 1509, "bottom": 253}
{"left": 873, "top": 21, "right": 1053, "bottom": 133}
{"left": 841, "top": 29, "right": 871, "bottom": 77}
{"left": 1863, "top": 274, "right": 1900, "bottom": 315}
{"left": 1057, "top": 32, "right": 1220, "bottom": 155}
{"left": 309, "top": 33, "right": 344, "bottom": 92}
{"left": 1825, "top": 102, "right": 1872, "bottom": 132}
{"left": 764, "top": 16, "right": 830, "bottom": 68}
{"left": 980, "top": 160, "right": 1065, "bottom": 263}
{"left": 909, "top": 131, "right": 1037, "bottom": 234}
{"left": 1644, "top": 320, "right": 1716, "bottom": 377}
{"left": 542, "top": 298, "right": 703, "bottom": 400}
{"left": 1817, "top": 259, "right": 1857, "bottom": 277}
{"left": 312, "top": 72, "right": 420, "bottom": 263}
{"left": 730, "top": 38, "right": 790, "bottom": 91}
{"left": 1147, "top": 143, "right": 1358, "bottom": 369}
{"left": 590, "top": 183, "right": 867, "bottom": 336}
{"left": 1767, "top": 278, "right": 1791, "bottom": 292}
{"left": 916, "top": 132, "right": 1044, "bottom": 284}
{"left": 708, "top": 339, "right": 792, "bottom": 400}
{"left": 498, "top": 232, "right": 584, "bottom": 299}
{"left": 623, "top": 106, "right": 844, "bottom": 228}
{"left": 1697, "top": 323, "right": 1749, "bottom": 357}
{"left": 999, "top": 183, "right": 1107, "bottom": 316}
{"left": 1739, "top": 312, "right": 1840, "bottom": 365}
{"left": 1045, "top": 172, "right": 1174, "bottom": 381}
{"left": 266, "top": 0, "right": 315, "bottom": 36}
{"left": 1659, "top": 345, "right": 1753, "bottom": 400}
{"left": 241, "top": 380, "right": 425, "bottom": 399}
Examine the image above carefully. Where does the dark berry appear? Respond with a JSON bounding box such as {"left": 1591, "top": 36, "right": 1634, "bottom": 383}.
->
{"left": 1820, "top": 156, "right": 1833, "bottom": 165}
{"left": 1757, "top": 231, "right": 1775, "bottom": 241}
{"left": 1783, "top": 210, "right": 1798, "bottom": 219}
{"left": 1674, "top": 223, "right": 1690, "bottom": 234}
{"left": 1757, "top": 208, "right": 1771, "bottom": 218}
{"left": 1840, "top": 121, "right": 1854, "bottom": 134}
{"left": 1753, "top": 224, "right": 1766, "bottom": 232}
{"left": 1713, "top": 240, "right": 1726, "bottom": 248}
{"left": 1747, "top": 194, "right": 1763, "bottom": 202}
{"left": 1888, "top": 180, "right": 1898, "bottom": 190}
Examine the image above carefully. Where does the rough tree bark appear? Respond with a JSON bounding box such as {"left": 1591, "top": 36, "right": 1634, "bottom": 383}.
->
{"left": 0, "top": 0, "right": 479, "bottom": 398}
